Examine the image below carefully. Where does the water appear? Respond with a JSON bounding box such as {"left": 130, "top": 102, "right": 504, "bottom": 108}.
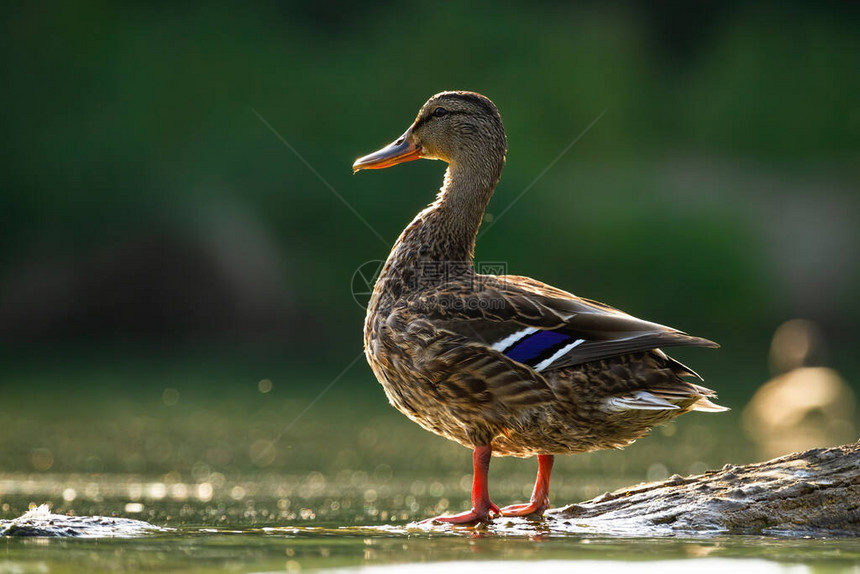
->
{"left": 1, "top": 360, "right": 858, "bottom": 571}
{"left": 2, "top": 522, "right": 859, "bottom": 572}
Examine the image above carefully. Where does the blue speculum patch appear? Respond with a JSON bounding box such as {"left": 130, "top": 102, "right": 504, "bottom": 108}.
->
{"left": 503, "top": 330, "right": 570, "bottom": 364}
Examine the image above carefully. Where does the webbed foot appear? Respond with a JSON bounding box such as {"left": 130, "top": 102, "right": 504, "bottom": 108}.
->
{"left": 499, "top": 500, "right": 548, "bottom": 518}
{"left": 422, "top": 502, "right": 501, "bottom": 525}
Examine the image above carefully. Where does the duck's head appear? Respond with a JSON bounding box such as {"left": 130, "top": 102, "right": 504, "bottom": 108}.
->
{"left": 353, "top": 91, "right": 506, "bottom": 173}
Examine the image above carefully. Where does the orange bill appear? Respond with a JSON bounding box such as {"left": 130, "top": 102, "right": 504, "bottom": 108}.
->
{"left": 353, "top": 130, "right": 422, "bottom": 172}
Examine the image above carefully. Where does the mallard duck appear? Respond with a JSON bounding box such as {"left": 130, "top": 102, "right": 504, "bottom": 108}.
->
{"left": 353, "top": 91, "right": 726, "bottom": 524}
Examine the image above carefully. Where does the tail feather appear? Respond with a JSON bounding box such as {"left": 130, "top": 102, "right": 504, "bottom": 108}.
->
{"left": 690, "top": 397, "right": 730, "bottom": 412}
{"left": 605, "top": 390, "right": 681, "bottom": 412}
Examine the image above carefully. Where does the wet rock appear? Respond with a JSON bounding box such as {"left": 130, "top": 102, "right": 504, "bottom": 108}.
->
{"left": 548, "top": 441, "right": 860, "bottom": 535}
{"left": 1, "top": 505, "right": 168, "bottom": 538}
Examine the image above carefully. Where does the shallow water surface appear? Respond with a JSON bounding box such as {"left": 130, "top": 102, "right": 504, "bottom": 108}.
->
{"left": 3, "top": 524, "right": 860, "bottom": 573}
{"left": 1, "top": 362, "right": 858, "bottom": 572}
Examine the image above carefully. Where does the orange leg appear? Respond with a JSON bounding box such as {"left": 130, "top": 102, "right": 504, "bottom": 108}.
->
{"left": 500, "top": 454, "right": 554, "bottom": 517}
{"left": 422, "top": 445, "right": 500, "bottom": 524}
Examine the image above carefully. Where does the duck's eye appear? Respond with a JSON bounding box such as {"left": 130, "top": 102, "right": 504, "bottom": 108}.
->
{"left": 432, "top": 107, "right": 448, "bottom": 118}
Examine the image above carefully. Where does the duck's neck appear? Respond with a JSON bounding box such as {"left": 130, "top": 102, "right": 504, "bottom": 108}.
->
{"left": 409, "top": 160, "right": 502, "bottom": 264}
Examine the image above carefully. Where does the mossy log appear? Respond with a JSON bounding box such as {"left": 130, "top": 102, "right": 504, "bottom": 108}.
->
{"left": 546, "top": 440, "right": 860, "bottom": 535}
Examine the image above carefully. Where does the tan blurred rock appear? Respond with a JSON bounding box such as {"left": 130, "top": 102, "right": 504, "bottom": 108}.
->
{"left": 744, "top": 367, "right": 856, "bottom": 460}
{"left": 743, "top": 319, "right": 857, "bottom": 459}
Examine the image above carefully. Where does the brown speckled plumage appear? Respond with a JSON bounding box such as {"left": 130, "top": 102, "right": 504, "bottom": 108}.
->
{"left": 354, "top": 91, "right": 725, "bottom": 523}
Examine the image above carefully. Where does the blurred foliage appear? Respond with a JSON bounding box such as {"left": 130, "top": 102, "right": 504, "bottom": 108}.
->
{"left": 1, "top": 1, "right": 858, "bottom": 399}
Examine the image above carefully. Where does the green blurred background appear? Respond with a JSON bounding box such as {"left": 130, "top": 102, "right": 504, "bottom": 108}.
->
{"left": 0, "top": 1, "right": 858, "bottom": 519}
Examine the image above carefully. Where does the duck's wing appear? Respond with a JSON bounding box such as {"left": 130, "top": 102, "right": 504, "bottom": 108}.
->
{"left": 411, "top": 274, "right": 718, "bottom": 375}
{"left": 402, "top": 317, "right": 559, "bottom": 417}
